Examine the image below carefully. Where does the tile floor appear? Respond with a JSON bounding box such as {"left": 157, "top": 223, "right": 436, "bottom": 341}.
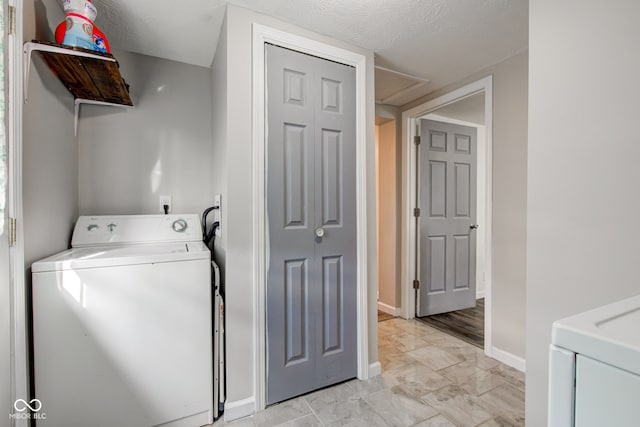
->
{"left": 218, "top": 318, "right": 525, "bottom": 427}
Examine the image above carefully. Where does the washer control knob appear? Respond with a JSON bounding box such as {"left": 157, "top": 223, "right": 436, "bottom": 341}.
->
{"left": 107, "top": 223, "right": 117, "bottom": 232}
{"left": 87, "top": 224, "right": 99, "bottom": 231}
{"left": 172, "top": 219, "right": 188, "bottom": 233}
{"left": 315, "top": 228, "right": 325, "bottom": 238}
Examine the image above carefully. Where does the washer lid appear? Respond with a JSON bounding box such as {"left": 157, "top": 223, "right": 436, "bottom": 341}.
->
{"left": 71, "top": 214, "right": 203, "bottom": 247}
{"left": 552, "top": 294, "right": 640, "bottom": 376}
{"left": 32, "top": 241, "right": 210, "bottom": 273}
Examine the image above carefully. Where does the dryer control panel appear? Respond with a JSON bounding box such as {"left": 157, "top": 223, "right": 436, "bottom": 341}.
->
{"left": 72, "top": 214, "right": 202, "bottom": 247}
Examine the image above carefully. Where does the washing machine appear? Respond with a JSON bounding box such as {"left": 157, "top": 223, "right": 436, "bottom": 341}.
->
{"left": 549, "top": 294, "right": 640, "bottom": 426}
{"left": 31, "top": 214, "right": 213, "bottom": 427}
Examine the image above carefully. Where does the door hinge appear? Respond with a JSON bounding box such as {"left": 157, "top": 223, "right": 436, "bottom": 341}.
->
{"left": 413, "top": 280, "right": 420, "bottom": 289}
{"left": 8, "top": 217, "right": 17, "bottom": 247}
{"left": 414, "top": 135, "right": 421, "bottom": 145}
{"left": 413, "top": 208, "right": 420, "bottom": 217}
{"left": 8, "top": 6, "right": 16, "bottom": 35}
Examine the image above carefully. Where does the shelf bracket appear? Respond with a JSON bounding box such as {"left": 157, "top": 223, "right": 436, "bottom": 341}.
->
{"left": 74, "top": 99, "right": 134, "bottom": 136}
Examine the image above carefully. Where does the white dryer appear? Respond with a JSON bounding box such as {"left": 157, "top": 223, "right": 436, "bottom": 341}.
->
{"left": 32, "top": 214, "right": 213, "bottom": 427}
{"left": 549, "top": 294, "right": 640, "bottom": 427}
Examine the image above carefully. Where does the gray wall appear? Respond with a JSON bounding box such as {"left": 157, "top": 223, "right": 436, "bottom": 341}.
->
{"left": 403, "top": 51, "right": 528, "bottom": 360}
{"left": 78, "top": 51, "right": 214, "bottom": 216}
{"left": 19, "top": 0, "right": 78, "bottom": 416}
{"left": 218, "top": 4, "right": 378, "bottom": 410}
{"left": 526, "top": 1, "right": 640, "bottom": 424}
{"left": 210, "top": 16, "right": 228, "bottom": 268}
{"left": 23, "top": 0, "right": 77, "bottom": 269}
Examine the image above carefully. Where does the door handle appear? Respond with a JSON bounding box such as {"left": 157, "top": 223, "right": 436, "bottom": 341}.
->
{"left": 315, "top": 228, "right": 325, "bottom": 238}
{"left": 469, "top": 224, "right": 479, "bottom": 230}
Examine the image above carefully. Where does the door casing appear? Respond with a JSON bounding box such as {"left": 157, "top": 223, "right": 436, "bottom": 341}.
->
{"left": 252, "top": 24, "right": 370, "bottom": 413}
{"left": 400, "top": 77, "right": 494, "bottom": 356}
{"left": 6, "top": 1, "right": 29, "bottom": 426}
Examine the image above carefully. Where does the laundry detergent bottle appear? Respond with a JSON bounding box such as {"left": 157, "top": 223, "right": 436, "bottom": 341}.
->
{"left": 62, "top": 0, "right": 97, "bottom": 50}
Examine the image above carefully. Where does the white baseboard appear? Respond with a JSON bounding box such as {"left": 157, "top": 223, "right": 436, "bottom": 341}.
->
{"left": 490, "top": 346, "right": 526, "bottom": 373}
{"left": 476, "top": 290, "right": 485, "bottom": 299}
{"left": 377, "top": 302, "right": 398, "bottom": 315}
{"left": 224, "top": 396, "right": 255, "bottom": 422}
{"left": 368, "top": 361, "right": 382, "bottom": 377}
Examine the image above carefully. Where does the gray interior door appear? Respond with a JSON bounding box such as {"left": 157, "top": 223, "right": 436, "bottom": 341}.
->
{"left": 417, "top": 119, "right": 477, "bottom": 317}
{"left": 266, "top": 44, "right": 357, "bottom": 405}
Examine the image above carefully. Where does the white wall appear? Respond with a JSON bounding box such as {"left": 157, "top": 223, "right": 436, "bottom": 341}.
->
{"left": 375, "top": 120, "right": 397, "bottom": 310}
{"left": 217, "top": 4, "right": 377, "bottom": 414}
{"left": 403, "top": 51, "right": 528, "bottom": 360}
{"left": 527, "top": 2, "right": 640, "bottom": 425}
{"left": 78, "top": 51, "right": 214, "bottom": 216}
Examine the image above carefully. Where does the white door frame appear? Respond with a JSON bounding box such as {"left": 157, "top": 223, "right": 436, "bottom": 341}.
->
{"left": 7, "top": 0, "right": 29, "bottom": 425}
{"left": 252, "top": 24, "right": 369, "bottom": 412}
{"left": 400, "top": 76, "right": 494, "bottom": 356}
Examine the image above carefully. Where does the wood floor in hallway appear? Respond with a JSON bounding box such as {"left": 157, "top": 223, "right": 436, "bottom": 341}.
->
{"left": 378, "top": 310, "right": 396, "bottom": 322}
{"left": 416, "top": 299, "right": 485, "bottom": 349}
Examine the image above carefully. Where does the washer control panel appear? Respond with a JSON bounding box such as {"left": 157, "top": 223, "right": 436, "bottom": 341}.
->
{"left": 72, "top": 214, "right": 202, "bottom": 247}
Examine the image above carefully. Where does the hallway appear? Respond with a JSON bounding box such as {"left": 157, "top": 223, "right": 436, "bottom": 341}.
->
{"left": 220, "top": 317, "right": 525, "bottom": 426}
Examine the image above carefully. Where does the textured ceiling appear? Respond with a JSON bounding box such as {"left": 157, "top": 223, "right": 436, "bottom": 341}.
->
{"left": 67, "top": 0, "right": 528, "bottom": 105}
{"left": 229, "top": 0, "right": 528, "bottom": 105}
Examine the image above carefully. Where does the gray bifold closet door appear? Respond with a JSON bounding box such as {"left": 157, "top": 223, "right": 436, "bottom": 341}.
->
{"left": 266, "top": 43, "right": 357, "bottom": 405}
{"left": 417, "top": 119, "right": 478, "bottom": 317}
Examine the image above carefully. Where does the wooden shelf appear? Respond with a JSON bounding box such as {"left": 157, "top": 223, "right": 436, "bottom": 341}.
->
{"left": 24, "top": 41, "right": 134, "bottom": 134}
